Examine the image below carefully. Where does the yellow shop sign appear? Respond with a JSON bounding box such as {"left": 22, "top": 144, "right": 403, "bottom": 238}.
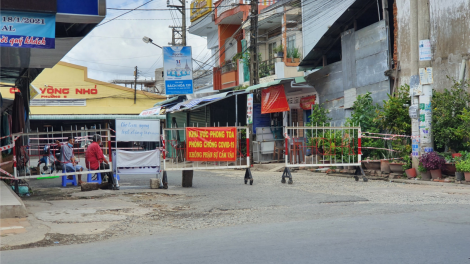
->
{"left": 190, "top": 0, "right": 212, "bottom": 22}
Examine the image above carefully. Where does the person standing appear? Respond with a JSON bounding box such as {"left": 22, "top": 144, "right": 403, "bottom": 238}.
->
{"left": 85, "top": 134, "right": 115, "bottom": 187}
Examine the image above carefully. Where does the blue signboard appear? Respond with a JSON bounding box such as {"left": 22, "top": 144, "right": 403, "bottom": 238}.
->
{"left": 0, "top": 11, "right": 55, "bottom": 49}
{"left": 163, "top": 46, "right": 194, "bottom": 95}
{"left": 57, "top": 0, "right": 99, "bottom": 15}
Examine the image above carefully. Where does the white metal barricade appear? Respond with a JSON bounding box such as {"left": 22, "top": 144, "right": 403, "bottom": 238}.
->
{"left": 162, "top": 125, "right": 253, "bottom": 185}
{"left": 281, "top": 125, "right": 362, "bottom": 184}
{"left": 1, "top": 128, "right": 114, "bottom": 184}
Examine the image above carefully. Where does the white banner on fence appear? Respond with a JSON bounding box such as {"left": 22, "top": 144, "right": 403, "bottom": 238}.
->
{"left": 116, "top": 149, "right": 160, "bottom": 167}
{"left": 115, "top": 119, "right": 160, "bottom": 142}
{"left": 114, "top": 149, "right": 160, "bottom": 175}
{"left": 117, "top": 166, "right": 160, "bottom": 174}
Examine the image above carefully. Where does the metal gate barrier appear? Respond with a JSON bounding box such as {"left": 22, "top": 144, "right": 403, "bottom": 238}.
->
{"left": 282, "top": 125, "right": 363, "bottom": 184}
{"left": 162, "top": 126, "right": 253, "bottom": 185}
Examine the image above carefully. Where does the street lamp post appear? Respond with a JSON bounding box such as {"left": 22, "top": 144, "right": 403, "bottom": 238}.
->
{"left": 142, "top": 36, "right": 162, "bottom": 49}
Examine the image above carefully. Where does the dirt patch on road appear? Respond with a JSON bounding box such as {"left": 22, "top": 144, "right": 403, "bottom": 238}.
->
{"left": 1, "top": 232, "right": 115, "bottom": 251}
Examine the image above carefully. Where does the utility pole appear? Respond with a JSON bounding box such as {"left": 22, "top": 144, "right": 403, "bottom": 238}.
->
{"left": 410, "top": 0, "right": 419, "bottom": 169}
{"left": 168, "top": 0, "right": 192, "bottom": 187}
{"left": 168, "top": 0, "right": 186, "bottom": 46}
{"left": 134, "top": 66, "right": 138, "bottom": 104}
{"left": 417, "top": 0, "right": 433, "bottom": 154}
{"left": 248, "top": 0, "right": 259, "bottom": 169}
{"left": 249, "top": 0, "right": 259, "bottom": 86}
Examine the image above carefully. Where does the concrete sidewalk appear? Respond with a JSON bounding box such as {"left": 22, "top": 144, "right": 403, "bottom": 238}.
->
{"left": 0, "top": 181, "right": 27, "bottom": 219}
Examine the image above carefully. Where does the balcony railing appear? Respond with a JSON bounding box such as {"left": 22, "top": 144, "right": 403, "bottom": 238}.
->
{"left": 221, "top": 61, "right": 237, "bottom": 74}
{"left": 215, "top": 0, "right": 278, "bottom": 19}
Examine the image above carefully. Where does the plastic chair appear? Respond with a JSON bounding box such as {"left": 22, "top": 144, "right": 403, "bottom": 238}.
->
{"left": 62, "top": 169, "right": 78, "bottom": 187}
{"left": 87, "top": 171, "right": 102, "bottom": 184}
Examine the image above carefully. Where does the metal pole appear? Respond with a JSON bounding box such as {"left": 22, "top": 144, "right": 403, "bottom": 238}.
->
{"left": 134, "top": 66, "right": 138, "bottom": 104}
{"left": 249, "top": 0, "right": 259, "bottom": 86}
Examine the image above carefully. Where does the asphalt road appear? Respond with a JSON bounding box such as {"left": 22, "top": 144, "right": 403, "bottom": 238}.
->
{"left": 3, "top": 207, "right": 470, "bottom": 264}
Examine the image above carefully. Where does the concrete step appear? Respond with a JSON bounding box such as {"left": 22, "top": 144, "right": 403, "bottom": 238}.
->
{"left": 0, "top": 181, "right": 27, "bottom": 219}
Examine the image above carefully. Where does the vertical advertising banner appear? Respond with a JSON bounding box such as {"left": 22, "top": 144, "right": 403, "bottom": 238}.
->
{"left": 246, "top": 94, "right": 253, "bottom": 125}
{"left": 0, "top": 11, "right": 55, "bottom": 49}
{"left": 186, "top": 127, "right": 237, "bottom": 161}
{"left": 163, "top": 46, "right": 194, "bottom": 95}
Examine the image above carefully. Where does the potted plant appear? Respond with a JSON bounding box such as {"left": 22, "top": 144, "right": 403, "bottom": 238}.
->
{"left": 389, "top": 160, "right": 405, "bottom": 174}
{"left": 441, "top": 152, "right": 456, "bottom": 176}
{"left": 418, "top": 163, "right": 431, "bottom": 180}
{"left": 274, "top": 44, "right": 284, "bottom": 58}
{"left": 457, "top": 158, "right": 470, "bottom": 182}
{"left": 286, "top": 48, "right": 293, "bottom": 63}
{"left": 363, "top": 157, "right": 381, "bottom": 170}
{"left": 455, "top": 160, "right": 466, "bottom": 181}
{"left": 419, "top": 152, "right": 446, "bottom": 180}
{"left": 292, "top": 47, "right": 301, "bottom": 63}
{"left": 402, "top": 155, "right": 416, "bottom": 178}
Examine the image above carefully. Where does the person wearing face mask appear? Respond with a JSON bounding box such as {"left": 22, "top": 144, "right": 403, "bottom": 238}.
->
{"left": 56, "top": 136, "right": 84, "bottom": 185}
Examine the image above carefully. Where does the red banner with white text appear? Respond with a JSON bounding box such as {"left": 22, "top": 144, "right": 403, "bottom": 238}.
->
{"left": 186, "top": 127, "right": 237, "bottom": 161}
{"left": 261, "top": 84, "right": 290, "bottom": 114}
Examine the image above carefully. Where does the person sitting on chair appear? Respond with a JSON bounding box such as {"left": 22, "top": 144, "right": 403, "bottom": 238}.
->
{"left": 56, "top": 136, "right": 84, "bottom": 185}
{"left": 85, "top": 134, "right": 114, "bottom": 187}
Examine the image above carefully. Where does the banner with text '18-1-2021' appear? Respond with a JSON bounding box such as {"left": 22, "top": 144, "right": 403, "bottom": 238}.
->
{"left": 1, "top": 11, "right": 55, "bottom": 49}
{"left": 186, "top": 127, "right": 237, "bottom": 162}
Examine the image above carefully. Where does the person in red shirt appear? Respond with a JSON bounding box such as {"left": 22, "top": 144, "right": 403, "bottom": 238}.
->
{"left": 85, "top": 134, "right": 114, "bottom": 186}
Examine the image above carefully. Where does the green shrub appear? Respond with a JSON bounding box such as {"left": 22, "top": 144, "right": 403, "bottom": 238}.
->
{"left": 456, "top": 158, "right": 470, "bottom": 172}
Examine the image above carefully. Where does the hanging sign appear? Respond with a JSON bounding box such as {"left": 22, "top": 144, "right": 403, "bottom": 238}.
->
{"left": 247, "top": 94, "right": 253, "bottom": 125}
{"left": 0, "top": 11, "right": 55, "bottom": 49}
{"left": 163, "top": 46, "right": 194, "bottom": 95}
{"left": 115, "top": 119, "right": 160, "bottom": 142}
{"left": 419, "top": 39, "right": 432, "bottom": 61}
{"left": 300, "top": 95, "right": 316, "bottom": 110}
{"left": 186, "top": 127, "right": 237, "bottom": 161}
{"left": 261, "top": 84, "right": 290, "bottom": 114}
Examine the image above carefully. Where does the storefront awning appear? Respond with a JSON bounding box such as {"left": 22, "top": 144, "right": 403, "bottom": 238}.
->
{"left": 245, "top": 77, "right": 309, "bottom": 92}
{"left": 166, "top": 92, "right": 229, "bottom": 113}
{"left": 30, "top": 115, "right": 165, "bottom": 120}
{"left": 153, "top": 96, "right": 183, "bottom": 107}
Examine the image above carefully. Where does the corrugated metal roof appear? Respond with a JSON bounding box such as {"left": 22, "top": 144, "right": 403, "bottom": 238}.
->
{"left": 30, "top": 115, "right": 165, "bottom": 120}
{"left": 245, "top": 80, "right": 283, "bottom": 92}
{"left": 153, "top": 96, "right": 181, "bottom": 107}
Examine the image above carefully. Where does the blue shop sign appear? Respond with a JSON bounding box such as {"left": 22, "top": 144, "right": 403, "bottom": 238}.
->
{"left": 0, "top": 11, "right": 55, "bottom": 49}
{"left": 57, "top": 0, "right": 100, "bottom": 15}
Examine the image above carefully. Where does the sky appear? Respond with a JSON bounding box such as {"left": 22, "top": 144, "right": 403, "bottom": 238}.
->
{"left": 61, "top": 0, "right": 210, "bottom": 83}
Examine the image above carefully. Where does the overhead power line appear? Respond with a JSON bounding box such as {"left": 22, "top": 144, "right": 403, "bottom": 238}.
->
{"left": 98, "top": 0, "right": 155, "bottom": 27}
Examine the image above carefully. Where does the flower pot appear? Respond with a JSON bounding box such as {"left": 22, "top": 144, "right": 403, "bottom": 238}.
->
{"left": 452, "top": 153, "right": 462, "bottom": 159}
{"left": 420, "top": 170, "right": 431, "bottom": 181}
{"left": 293, "top": 58, "right": 300, "bottom": 63}
{"left": 380, "top": 160, "right": 390, "bottom": 173}
{"left": 442, "top": 163, "right": 456, "bottom": 176}
{"left": 405, "top": 168, "right": 417, "bottom": 178}
{"left": 430, "top": 169, "right": 442, "bottom": 179}
{"left": 465, "top": 172, "right": 470, "bottom": 182}
{"left": 276, "top": 52, "right": 284, "bottom": 58}
{"left": 455, "top": 172, "right": 465, "bottom": 181}
{"left": 286, "top": 58, "right": 292, "bottom": 63}
{"left": 363, "top": 161, "right": 380, "bottom": 170}
{"left": 389, "top": 163, "right": 404, "bottom": 173}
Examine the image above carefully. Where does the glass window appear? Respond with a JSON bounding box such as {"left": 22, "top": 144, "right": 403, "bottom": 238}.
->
{"left": 287, "top": 35, "right": 296, "bottom": 56}
{"left": 268, "top": 42, "right": 277, "bottom": 62}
